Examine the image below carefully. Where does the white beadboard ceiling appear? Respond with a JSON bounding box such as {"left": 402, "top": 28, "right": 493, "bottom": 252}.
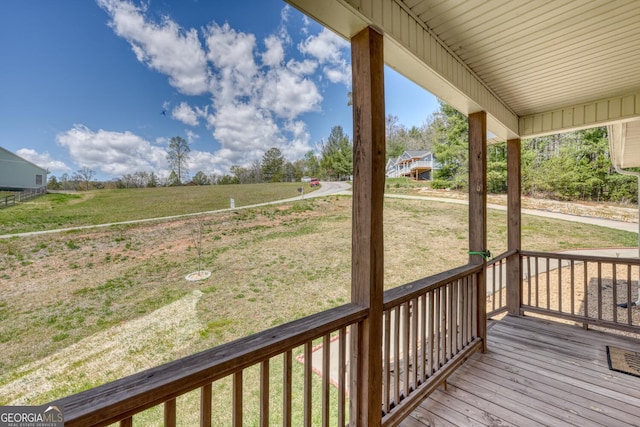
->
{"left": 286, "top": 0, "right": 640, "bottom": 167}
{"left": 402, "top": 0, "right": 640, "bottom": 117}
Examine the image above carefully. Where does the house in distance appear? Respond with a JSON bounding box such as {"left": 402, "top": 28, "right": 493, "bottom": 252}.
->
{"left": 385, "top": 150, "right": 439, "bottom": 180}
{"left": 0, "top": 146, "right": 48, "bottom": 191}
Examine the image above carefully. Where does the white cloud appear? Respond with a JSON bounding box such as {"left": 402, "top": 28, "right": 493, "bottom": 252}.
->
{"left": 172, "top": 102, "right": 199, "bottom": 126}
{"left": 97, "top": 0, "right": 210, "bottom": 95}
{"left": 301, "top": 16, "right": 311, "bottom": 36}
{"left": 282, "top": 120, "right": 312, "bottom": 160}
{"left": 202, "top": 18, "right": 321, "bottom": 168}
{"left": 260, "top": 67, "right": 322, "bottom": 119}
{"left": 185, "top": 129, "right": 200, "bottom": 143}
{"left": 57, "top": 124, "right": 168, "bottom": 177}
{"left": 262, "top": 35, "right": 285, "bottom": 67}
{"left": 210, "top": 103, "right": 281, "bottom": 165}
{"left": 298, "top": 28, "right": 348, "bottom": 63}
{"left": 16, "top": 149, "right": 71, "bottom": 174}
{"left": 188, "top": 150, "right": 224, "bottom": 177}
{"left": 298, "top": 28, "right": 351, "bottom": 86}
{"left": 96, "top": 2, "right": 350, "bottom": 176}
{"left": 205, "top": 23, "right": 258, "bottom": 103}
{"left": 324, "top": 62, "right": 352, "bottom": 85}
{"left": 286, "top": 58, "right": 317, "bottom": 76}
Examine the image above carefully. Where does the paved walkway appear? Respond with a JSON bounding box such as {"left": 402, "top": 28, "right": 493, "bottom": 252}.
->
{"left": 383, "top": 193, "right": 640, "bottom": 234}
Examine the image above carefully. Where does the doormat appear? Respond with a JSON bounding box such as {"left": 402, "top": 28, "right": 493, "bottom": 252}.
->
{"left": 606, "top": 345, "right": 640, "bottom": 378}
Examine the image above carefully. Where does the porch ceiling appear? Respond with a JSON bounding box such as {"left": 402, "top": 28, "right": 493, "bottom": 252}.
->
{"left": 285, "top": 0, "right": 640, "bottom": 167}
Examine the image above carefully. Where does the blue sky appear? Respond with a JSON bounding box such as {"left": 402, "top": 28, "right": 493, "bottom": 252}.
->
{"left": 0, "top": 0, "right": 438, "bottom": 181}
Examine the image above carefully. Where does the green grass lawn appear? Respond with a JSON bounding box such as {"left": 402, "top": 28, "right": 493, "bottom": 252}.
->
{"left": 0, "top": 186, "right": 637, "bottom": 423}
{"left": 0, "top": 183, "right": 314, "bottom": 235}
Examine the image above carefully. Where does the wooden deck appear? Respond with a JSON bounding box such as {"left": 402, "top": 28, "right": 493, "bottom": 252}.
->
{"left": 402, "top": 315, "right": 640, "bottom": 427}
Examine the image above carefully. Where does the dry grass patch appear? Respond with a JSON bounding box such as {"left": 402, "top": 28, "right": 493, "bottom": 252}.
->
{"left": 0, "top": 195, "right": 636, "bottom": 406}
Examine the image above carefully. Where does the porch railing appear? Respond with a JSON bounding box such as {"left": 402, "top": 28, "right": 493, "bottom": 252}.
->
{"left": 52, "top": 304, "right": 367, "bottom": 427}
{"left": 50, "top": 263, "right": 486, "bottom": 426}
{"left": 520, "top": 250, "right": 640, "bottom": 333}
{"left": 486, "top": 250, "right": 513, "bottom": 317}
{"left": 48, "top": 250, "right": 638, "bottom": 426}
{"left": 380, "top": 263, "right": 484, "bottom": 426}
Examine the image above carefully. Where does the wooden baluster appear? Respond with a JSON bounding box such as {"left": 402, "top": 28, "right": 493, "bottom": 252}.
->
{"left": 283, "top": 351, "right": 292, "bottom": 427}
{"left": 233, "top": 371, "right": 243, "bottom": 427}
{"left": 546, "top": 258, "right": 551, "bottom": 310}
{"left": 597, "top": 262, "right": 603, "bottom": 321}
{"left": 411, "top": 298, "right": 418, "bottom": 391}
{"left": 393, "top": 306, "right": 400, "bottom": 403}
{"left": 627, "top": 265, "right": 633, "bottom": 326}
{"left": 427, "top": 290, "right": 434, "bottom": 377}
{"left": 402, "top": 302, "right": 410, "bottom": 398}
{"left": 164, "top": 398, "right": 176, "bottom": 427}
{"left": 612, "top": 263, "right": 618, "bottom": 324}
{"left": 260, "top": 359, "right": 269, "bottom": 427}
{"left": 570, "top": 260, "right": 575, "bottom": 315}
{"left": 338, "top": 328, "right": 347, "bottom": 427}
{"left": 558, "top": 257, "right": 563, "bottom": 312}
{"left": 322, "top": 334, "right": 330, "bottom": 427}
{"left": 383, "top": 310, "right": 391, "bottom": 413}
{"left": 201, "top": 384, "right": 212, "bottom": 427}
{"left": 304, "top": 341, "right": 312, "bottom": 427}
{"left": 583, "top": 261, "right": 589, "bottom": 329}
{"left": 419, "top": 294, "right": 427, "bottom": 383}
{"left": 440, "top": 286, "right": 447, "bottom": 364}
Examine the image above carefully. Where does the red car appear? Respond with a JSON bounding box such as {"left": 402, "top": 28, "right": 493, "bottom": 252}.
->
{"left": 309, "top": 178, "right": 320, "bottom": 187}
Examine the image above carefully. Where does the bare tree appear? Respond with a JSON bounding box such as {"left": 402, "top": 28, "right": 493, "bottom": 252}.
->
{"left": 192, "top": 219, "right": 204, "bottom": 273}
{"left": 73, "top": 167, "right": 96, "bottom": 191}
{"left": 166, "top": 136, "right": 190, "bottom": 185}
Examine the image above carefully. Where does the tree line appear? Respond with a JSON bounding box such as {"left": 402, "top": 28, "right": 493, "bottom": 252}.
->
{"left": 425, "top": 101, "right": 638, "bottom": 203}
{"left": 47, "top": 99, "right": 637, "bottom": 204}
{"left": 46, "top": 127, "right": 354, "bottom": 190}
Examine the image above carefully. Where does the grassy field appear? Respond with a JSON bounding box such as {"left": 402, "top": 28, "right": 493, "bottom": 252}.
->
{"left": 0, "top": 185, "right": 636, "bottom": 423}
{"left": 0, "top": 183, "right": 314, "bottom": 235}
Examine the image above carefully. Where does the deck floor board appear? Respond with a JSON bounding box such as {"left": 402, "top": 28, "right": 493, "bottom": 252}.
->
{"left": 409, "top": 315, "right": 640, "bottom": 427}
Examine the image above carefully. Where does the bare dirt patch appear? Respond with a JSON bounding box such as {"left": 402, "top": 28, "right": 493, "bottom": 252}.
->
{"left": 0, "top": 290, "right": 203, "bottom": 404}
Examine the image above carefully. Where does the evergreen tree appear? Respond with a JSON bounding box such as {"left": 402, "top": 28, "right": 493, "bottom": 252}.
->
{"left": 304, "top": 150, "right": 320, "bottom": 177}
{"left": 167, "top": 170, "right": 180, "bottom": 186}
{"left": 261, "top": 147, "right": 285, "bottom": 182}
{"left": 487, "top": 142, "right": 507, "bottom": 193}
{"left": 431, "top": 101, "right": 468, "bottom": 190}
{"left": 320, "top": 126, "right": 353, "bottom": 180}
{"left": 191, "top": 171, "right": 209, "bottom": 185}
{"left": 47, "top": 175, "right": 61, "bottom": 190}
{"left": 147, "top": 172, "right": 158, "bottom": 188}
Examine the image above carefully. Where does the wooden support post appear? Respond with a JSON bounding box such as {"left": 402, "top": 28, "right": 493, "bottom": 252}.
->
{"left": 350, "top": 26, "right": 385, "bottom": 427}
{"left": 506, "top": 138, "right": 522, "bottom": 315}
{"left": 468, "top": 111, "right": 487, "bottom": 352}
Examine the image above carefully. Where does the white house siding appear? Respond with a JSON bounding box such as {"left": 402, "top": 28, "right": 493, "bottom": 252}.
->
{"left": 0, "top": 147, "right": 48, "bottom": 190}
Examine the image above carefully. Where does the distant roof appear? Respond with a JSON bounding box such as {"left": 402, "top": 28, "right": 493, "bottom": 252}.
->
{"left": 0, "top": 146, "right": 48, "bottom": 172}
{"left": 404, "top": 150, "right": 430, "bottom": 157}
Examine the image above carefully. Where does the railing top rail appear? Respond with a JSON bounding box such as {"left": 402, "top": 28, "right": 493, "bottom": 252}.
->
{"left": 488, "top": 249, "right": 517, "bottom": 265}
{"left": 53, "top": 303, "right": 367, "bottom": 427}
{"left": 383, "top": 263, "right": 482, "bottom": 310}
{"left": 521, "top": 249, "right": 640, "bottom": 264}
